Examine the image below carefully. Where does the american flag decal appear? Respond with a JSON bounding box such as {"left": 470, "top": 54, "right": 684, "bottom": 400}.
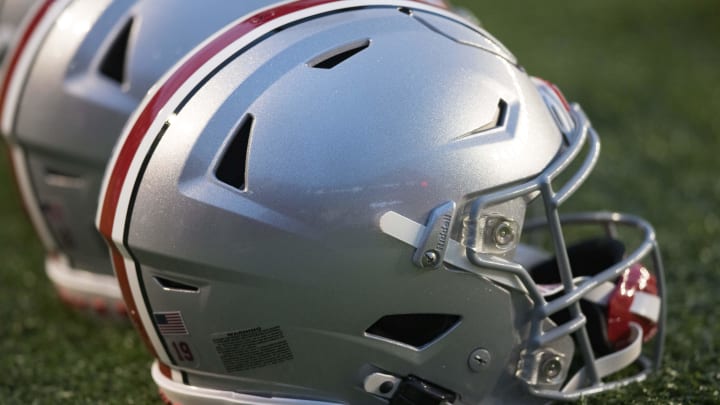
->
{"left": 153, "top": 311, "right": 188, "bottom": 335}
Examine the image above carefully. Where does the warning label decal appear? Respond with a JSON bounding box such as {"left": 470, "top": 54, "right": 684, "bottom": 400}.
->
{"left": 212, "top": 326, "right": 293, "bottom": 373}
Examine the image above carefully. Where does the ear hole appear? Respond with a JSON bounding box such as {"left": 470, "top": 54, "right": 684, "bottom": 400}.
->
{"left": 529, "top": 238, "right": 626, "bottom": 284}
{"left": 365, "top": 314, "right": 461, "bottom": 349}
{"left": 99, "top": 17, "right": 133, "bottom": 83}
{"left": 309, "top": 39, "right": 370, "bottom": 69}
{"left": 216, "top": 114, "right": 253, "bottom": 190}
{"left": 44, "top": 168, "right": 85, "bottom": 189}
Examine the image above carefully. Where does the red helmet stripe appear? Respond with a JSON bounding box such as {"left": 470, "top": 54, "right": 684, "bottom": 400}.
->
{"left": 109, "top": 244, "right": 158, "bottom": 357}
{"left": 157, "top": 361, "right": 173, "bottom": 379}
{"left": 542, "top": 78, "right": 572, "bottom": 112}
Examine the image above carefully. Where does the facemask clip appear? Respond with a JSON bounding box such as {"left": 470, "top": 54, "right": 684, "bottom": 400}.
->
{"left": 412, "top": 201, "right": 456, "bottom": 269}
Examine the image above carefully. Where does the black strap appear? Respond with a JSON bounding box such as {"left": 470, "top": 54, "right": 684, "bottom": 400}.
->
{"left": 529, "top": 238, "right": 626, "bottom": 355}
{"left": 390, "top": 376, "right": 456, "bottom": 405}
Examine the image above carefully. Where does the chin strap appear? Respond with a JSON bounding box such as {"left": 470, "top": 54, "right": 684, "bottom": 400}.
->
{"left": 584, "top": 280, "right": 661, "bottom": 323}
{"left": 562, "top": 323, "right": 643, "bottom": 393}
{"left": 558, "top": 275, "right": 660, "bottom": 392}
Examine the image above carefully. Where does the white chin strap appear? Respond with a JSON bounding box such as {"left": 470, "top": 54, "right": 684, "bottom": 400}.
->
{"left": 539, "top": 279, "right": 660, "bottom": 324}
{"left": 558, "top": 281, "right": 660, "bottom": 392}
{"left": 562, "top": 323, "right": 643, "bottom": 393}
{"left": 580, "top": 280, "right": 661, "bottom": 324}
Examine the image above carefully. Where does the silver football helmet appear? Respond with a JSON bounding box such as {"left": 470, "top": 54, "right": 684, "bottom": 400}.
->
{"left": 0, "top": 0, "right": 278, "bottom": 315}
{"left": 98, "top": 1, "right": 665, "bottom": 403}
{"left": 0, "top": 0, "right": 35, "bottom": 64}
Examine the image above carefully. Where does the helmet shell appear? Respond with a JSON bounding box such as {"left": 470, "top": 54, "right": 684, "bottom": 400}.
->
{"left": 103, "top": 3, "right": 568, "bottom": 402}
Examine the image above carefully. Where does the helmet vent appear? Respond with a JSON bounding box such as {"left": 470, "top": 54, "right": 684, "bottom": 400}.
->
{"left": 496, "top": 99, "right": 508, "bottom": 126}
{"left": 397, "top": 7, "right": 413, "bottom": 15}
{"left": 99, "top": 17, "right": 134, "bottom": 84}
{"left": 473, "top": 99, "right": 507, "bottom": 132}
{"left": 365, "top": 314, "right": 461, "bottom": 349}
{"left": 308, "top": 39, "right": 370, "bottom": 69}
{"left": 454, "top": 99, "right": 508, "bottom": 140}
{"left": 153, "top": 276, "right": 199, "bottom": 293}
{"left": 44, "top": 168, "right": 85, "bottom": 189}
{"left": 216, "top": 114, "right": 253, "bottom": 190}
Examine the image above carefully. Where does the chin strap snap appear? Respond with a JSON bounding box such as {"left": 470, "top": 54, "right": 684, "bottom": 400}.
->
{"left": 389, "top": 376, "right": 456, "bottom": 405}
{"left": 364, "top": 373, "right": 456, "bottom": 405}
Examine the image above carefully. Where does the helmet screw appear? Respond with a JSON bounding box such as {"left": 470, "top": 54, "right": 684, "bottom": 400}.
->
{"left": 378, "top": 381, "right": 394, "bottom": 394}
{"left": 493, "top": 220, "right": 516, "bottom": 246}
{"left": 421, "top": 250, "right": 439, "bottom": 267}
{"left": 540, "top": 355, "right": 563, "bottom": 382}
{"left": 468, "top": 348, "right": 491, "bottom": 372}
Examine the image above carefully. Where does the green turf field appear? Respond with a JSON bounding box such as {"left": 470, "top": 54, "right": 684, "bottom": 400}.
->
{"left": 1, "top": 0, "right": 718, "bottom": 403}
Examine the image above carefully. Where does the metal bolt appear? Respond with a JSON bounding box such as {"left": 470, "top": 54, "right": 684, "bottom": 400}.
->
{"left": 421, "top": 250, "right": 439, "bottom": 267}
{"left": 378, "top": 381, "right": 394, "bottom": 394}
{"left": 540, "top": 355, "right": 563, "bottom": 382}
{"left": 493, "top": 220, "right": 516, "bottom": 246}
{"left": 468, "top": 348, "right": 491, "bottom": 372}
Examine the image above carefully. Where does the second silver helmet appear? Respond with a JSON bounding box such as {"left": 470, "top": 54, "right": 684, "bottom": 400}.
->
{"left": 0, "top": 0, "right": 279, "bottom": 315}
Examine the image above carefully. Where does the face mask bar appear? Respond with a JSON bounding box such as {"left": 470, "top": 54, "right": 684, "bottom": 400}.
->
{"left": 464, "top": 104, "right": 666, "bottom": 400}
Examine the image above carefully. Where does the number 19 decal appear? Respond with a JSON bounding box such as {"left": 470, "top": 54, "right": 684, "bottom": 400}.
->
{"left": 170, "top": 340, "right": 197, "bottom": 365}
